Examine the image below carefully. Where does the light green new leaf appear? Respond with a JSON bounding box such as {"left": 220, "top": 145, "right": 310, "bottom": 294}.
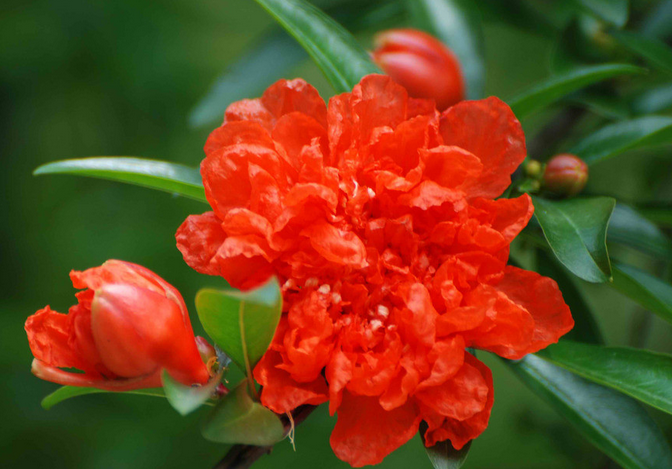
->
{"left": 538, "top": 341, "right": 672, "bottom": 416}
{"left": 34, "top": 157, "right": 206, "bottom": 202}
{"left": 532, "top": 196, "right": 615, "bottom": 283}
{"left": 406, "top": 0, "right": 484, "bottom": 99}
{"left": 570, "top": 116, "right": 672, "bottom": 165}
{"left": 420, "top": 421, "right": 471, "bottom": 469}
{"left": 41, "top": 386, "right": 169, "bottom": 410}
{"left": 201, "top": 382, "right": 284, "bottom": 445}
{"left": 195, "top": 278, "right": 282, "bottom": 373}
{"left": 608, "top": 203, "right": 672, "bottom": 259}
{"left": 254, "top": 0, "right": 381, "bottom": 93}
{"left": 612, "top": 30, "right": 672, "bottom": 76}
{"left": 507, "top": 355, "right": 672, "bottom": 469}
{"left": 508, "top": 63, "right": 644, "bottom": 119}
{"left": 611, "top": 263, "right": 672, "bottom": 325}
{"left": 570, "top": 0, "right": 629, "bottom": 28}
{"left": 162, "top": 370, "right": 222, "bottom": 416}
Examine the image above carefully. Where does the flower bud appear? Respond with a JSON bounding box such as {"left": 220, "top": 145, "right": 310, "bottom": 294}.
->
{"left": 25, "top": 260, "right": 210, "bottom": 390}
{"left": 542, "top": 154, "right": 589, "bottom": 197}
{"left": 372, "top": 28, "right": 465, "bottom": 110}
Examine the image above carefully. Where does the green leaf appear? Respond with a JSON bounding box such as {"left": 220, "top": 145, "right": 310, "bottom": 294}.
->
{"left": 640, "top": 0, "right": 672, "bottom": 40}
{"left": 631, "top": 83, "right": 672, "bottom": 114}
{"left": 420, "top": 421, "right": 471, "bottom": 469}
{"left": 536, "top": 250, "right": 604, "bottom": 344}
{"left": 195, "top": 277, "right": 282, "bottom": 373}
{"left": 506, "top": 355, "right": 672, "bottom": 469}
{"left": 611, "top": 263, "right": 672, "bottom": 325}
{"left": 508, "top": 63, "right": 644, "bottom": 119}
{"left": 162, "top": 370, "right": 222, "bottom": 416}
{"left": 34, "top": 157, "right": 206, "bottom": 202}
{"left": 41, "top": 386, "right": 168, "bottom": 410}
{"left": 538, "top": 341, "right": 672, "bottom": 416}
{"left": 570, "top": 116, "right": 672, "bottom": 166}
{"left": 612, "top": 30, "right": 672, "bottom": 76}
{"left": 570, "top": 0, "right": 629, "bottom": 28}
{"left": 406, "top": 0, "right": 485, "bottom": 99}
{"left": 201, "top": 382, "right": 284, "bottom": 445}
{"left": 568, "top": 92, "right": 632, "bottom": 120}
{"left": 638, "top": 204, "right": 672, "bottom": 228}
{"left": 609, "top": 203, "right": 672, "bottom": 259}
{"left": 532, "top": 196, "right": 615, "bottom": 283}
{"left": 253, "top": 0, "right": 381, "bottom": 93}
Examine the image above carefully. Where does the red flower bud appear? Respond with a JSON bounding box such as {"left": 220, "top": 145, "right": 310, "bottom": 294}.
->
{"left": 372, "top": 28, "right": 465, "bottom": 110}
{"left": 25, "top": 260, "right": 210, "bottom": 390}
{"left": 542, "top": 154, "right": 589, "bottom": 197}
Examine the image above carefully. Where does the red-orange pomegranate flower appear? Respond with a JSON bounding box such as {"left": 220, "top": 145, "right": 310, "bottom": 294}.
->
{"left": 25, "top": 260, "right": 210, "bottom": 390}
{"left": 177, "top": 74, "right": 573, "bottom": 467}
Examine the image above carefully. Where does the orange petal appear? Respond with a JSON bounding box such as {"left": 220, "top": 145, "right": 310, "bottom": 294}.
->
{"left": 261, "top": 78, "right": 328, "bottom": 128}
{"left": 25, "top": 306, "right": 85, "bottom": 370}
{"left": 176, "top": 212, "right": 227, "bottom": 277}
{"left": 301, "top": 222, "right": 367, "bottom": 267}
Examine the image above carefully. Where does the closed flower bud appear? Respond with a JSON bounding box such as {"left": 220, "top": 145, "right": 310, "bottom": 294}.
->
{"left": 25, "top": 260, "right": 210, "bottom": 390}
{"left": 542, "top": 154, "right": 589, "bottom": 197}
{"left": 372, "top": 28, "right": 465, "bottom": 110}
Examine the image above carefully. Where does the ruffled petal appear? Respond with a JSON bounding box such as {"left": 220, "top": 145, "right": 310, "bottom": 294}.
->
{"left": 176, "top": 212, "right": 227, "bottom": 276}
{"left": 225, "top": 98, "right": 275, "bottom": 131}
{"left": 214, "top": 235, "right": 275, "bottom": 290}
{"left": 25, "top": 306, "right": 85, "bottom": 370}
{"left": 261, "top": 78, "right": 328, "bottom": 128}
{"left": 301, "top": 222, "right": 367, "bottom": 267}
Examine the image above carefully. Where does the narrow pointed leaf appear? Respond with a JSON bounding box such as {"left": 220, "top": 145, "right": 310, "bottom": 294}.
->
{"left": 420, "top": 421, "right": 471, "bottom": 469}
{"left": 507, "top": 355, "right": 672, "bottom": 469}
{"left": 570, "top": 0, "right": 629, "bottom": 28}
{"left": 570, "top": 116, "right": 672, "bottom": 165}
{"left": 638, "top": 204, "right": 672, "bottom": 228}
{"left": 508, "top": 64, "right": 644, "bottom": 119}
{"left": 532, "top": 196, "right": 615, "bottom": 283}
{"left": 253, "top": 0, "right": 381, "bottom": 93}
{"left": 34, "top": 157, "right": 206, "bottom": 202}
{"left": 641, "top": 0, "right": 672, "bottom": 40}
{"left": 608, "top": 203, "right": 672, "bottom": 259}
{"left": 536, "top": 251, "right": 604, "bottom": 344}
{"left": 611, "top": 263, "right": 672, "bottom": 325}
{"left": 631, "top": 83, "right": 672, "bottom": 114}
{"left": 406, "top": 0, "right": 485, "bottom": 99}
{"left": 195, "top": 277, "right": 282, "bottom": 372}
{"left": 41, "top": 386, "right": 169, "bottom": 410}
{"left": 162, "top": 370, "right": 223, "bottom": 416}
{"left": 201, "top": 382, "right": 284, "bottom": 445}
{"left": 538, "top": 341, "right": 672, "bottom": 416}
{"left": 612, "top": 30, "right": 672, "bottom": 76}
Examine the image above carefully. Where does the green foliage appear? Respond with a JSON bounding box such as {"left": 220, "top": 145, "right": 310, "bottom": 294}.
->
{"left": 611, "top": 263, "right": 672, "bottom": 325}
{"left": 612, "top": 30, "right": 672, "bottom": 75}
{"left": 41, "top": 386, "right": 170, "bottom": 410}
{"left": 608, "top": 203, "right": 672, "bottom": 259}
{"left": 531, "top": 196, "right": 615, "bottom": 283}
{"left": 162, "top": 370, "right": 222, "bottom": 416}
{"left": 569, "top": 0, "right": 629, "bottom": 27}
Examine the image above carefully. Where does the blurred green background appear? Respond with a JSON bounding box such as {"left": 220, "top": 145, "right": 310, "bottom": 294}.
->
{"left": 2, "top": 0, "right": 671, "bottom": 468}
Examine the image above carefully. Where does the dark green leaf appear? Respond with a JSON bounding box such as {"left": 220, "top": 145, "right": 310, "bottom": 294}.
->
{"left": 608, "top": 203, "right": 672, "bottom": 259}
{"left": 406, "top": 0, "right": 484, "bottom": 99}
{"left": 536, "top": 251, "right": 604, "bottom": 344}
{"left": 41, "top": 386, "right": 168, "bottom": 410}
{"left": 611, "top": 263, "right": 672, "bottom": 325}
{"left": 508, "top": 64, "right": 644, "bottom": 119}
{"left": 570, "top": 116, "right": 672, "bottom": 165}
{"left": 538, "top": 341, "right": 672, "bottom": 415}
{"left": 612, "top": 30, "right": 672, "bottom": 76}
{"left": 570, "top": 0, "right": 629, "bottom": 28}
{"left": 420, "top": 421, "right": 470, "bottom": 469}
{"left": 506, "top": 355, "right": 672, "bottom": 469}
{"left": 640, "top": 0, "right": 672, "bottom": 40}
{"left": 631, "top": 83, "right": 672, "bottom": 114}
{"left": 34, "top": 157, "right": 206, "bottom": 202}
{"left": 162, "top": 370, "right": 222, "bottom": 416}
{"left": 201, "top": 382, "right": 284, "bottom": 445}
{"left": 567, "top": 91, "right": 632, "bottom": 120}
{"left": 638, "top": 204, "right": 672, "bottom": 228}
{"left": 195, "top": 278, "right": 282, "bottom": 372}
{"left": 532, "top": 196, "right": 615, "bottom": 283}
{"left": 253, "top": 0, "right": 381, "bottom": 93}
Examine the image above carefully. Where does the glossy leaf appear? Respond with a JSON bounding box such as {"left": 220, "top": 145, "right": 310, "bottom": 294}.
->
{"left": 570, "top": 116, "right": 672, "bottom": 166}
{"left": 420, "top": 421, "right": 471, "bottom": 469}
{"left": 41, "top": 386, "right": 168, "bottom": 410}
{"left": 508, "top": 63, "right": 644, "bottom": 119}
{"left": 195, "top": 277, "right": 282, "bottom": 372}
{"left": 34, "top": 157, "right": 206, "bottom": 202}
{"left": 406, "top": 0, "right": 484, "bottom": 99}
{"left": 536, "top": 251, "right": 604, "bottom": 344}
{"left": 612, "top": 30, "right": 672, "bottom": 76}
{"left": 201, "top": 382, "right": 284, "bottom": 445}
{"left": 162, "top": 370, "right": 222, "bottom": 416}
{"left": 631, "top": 83, "right": 672, "bottom": 114}
{"left": 570, "top": 0, "right": 629, "bottom": 28}
{"left": 538, "top": 341, "right": 672, "bottom": 415}
{"left": 253, "top": 0, "right": 381, "bottom": 93}
{"left": 611, "top": 263, "right": 672, "bottom": 325}
{"left": 608, "top": 203, "right": 672, "bottom": 259}
{"left": 507, "top": 355, "right": 672, "bottom": 469}
{"left": 532, "top": 196, "right": 615, "bottom": 283}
